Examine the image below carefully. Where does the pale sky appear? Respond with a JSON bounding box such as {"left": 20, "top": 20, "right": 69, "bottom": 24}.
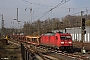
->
{"left": 0, "top": 0, "right": 90, "bottom": 28}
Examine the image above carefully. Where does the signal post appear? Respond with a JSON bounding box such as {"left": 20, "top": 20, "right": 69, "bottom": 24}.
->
{"left": 81, "top": 11, "right": 86, "bottom": 54}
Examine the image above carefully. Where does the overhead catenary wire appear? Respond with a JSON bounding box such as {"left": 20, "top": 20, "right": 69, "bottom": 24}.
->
{"left": 1, "top": 0, "right": 90, "bottom": 22}
{"left": 22, "top": 0, "right": 81, "bottom": 20}
{"left": 22, "top": 0, "right": 90, "bottom": 10}
{"left": 71, "top": 9, "right": 90, "bottom": 16}
{"left": 38, "top": 0, "right": 70, "bottom": 20}
{"left": 22, "top": 0, "right": 52, "bottom": 7}
{"left": 23, "top": 0, "right": 89, "bottom": 20}
{"left": 22, "top": 0, "right": 71, "bottom": 20}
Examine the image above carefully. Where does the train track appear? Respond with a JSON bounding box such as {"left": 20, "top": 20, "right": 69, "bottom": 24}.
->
{"left": 23, "top": 44, "right": 89, "bottom": 60}
{"left": 30, "top": 44, "right": 90, "bottom": 60}
{"left": 36, "top": 52, "right": 59, "bottom": 60}
{"left": 9, "top": 39, "right": 90, "bottom": 60}
{"left": 9, "top": 40, "right": 59, "bottom": 60}
{"left": 23, "top": 43, "right": 60, "bottom": 60}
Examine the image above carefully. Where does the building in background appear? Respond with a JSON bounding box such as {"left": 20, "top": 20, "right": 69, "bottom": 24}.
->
{"left": 53, "top": 26, "right": 90, "bottom": 43}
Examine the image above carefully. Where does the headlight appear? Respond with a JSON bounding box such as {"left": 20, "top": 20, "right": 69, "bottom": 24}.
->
{"left": 61, "top": 42, "right": 64, "bottom": 44}
{"left": 68, "top": 42, "right": 72, "bottom": 44}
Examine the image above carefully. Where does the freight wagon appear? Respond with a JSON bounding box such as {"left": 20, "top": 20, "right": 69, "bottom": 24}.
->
{"left": 11, "top": 32, "right": 73, "bottom": 51}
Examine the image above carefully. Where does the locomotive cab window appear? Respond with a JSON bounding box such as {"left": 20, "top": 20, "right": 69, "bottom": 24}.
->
{"left": 60, "top": 36, "right": 71, "bottom": 40}
{"left": 60, "top": 36, "right": 65, "bottom": 40}
{"left": 66, "top": 36, "right": 71, "bottom": 39}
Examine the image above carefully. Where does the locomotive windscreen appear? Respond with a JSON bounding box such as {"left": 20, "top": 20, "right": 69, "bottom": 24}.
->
{"left": 60, "top": 36, "right": 71, "bottom": 40}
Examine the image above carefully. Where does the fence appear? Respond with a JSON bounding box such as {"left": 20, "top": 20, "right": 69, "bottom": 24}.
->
{"left": 21, "top": 43, "right": 38, "bottom": 60}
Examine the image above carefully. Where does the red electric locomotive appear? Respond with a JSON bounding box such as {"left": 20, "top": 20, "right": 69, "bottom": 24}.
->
{"left": 40, "top": 32, "right": 73, "bottom": 51}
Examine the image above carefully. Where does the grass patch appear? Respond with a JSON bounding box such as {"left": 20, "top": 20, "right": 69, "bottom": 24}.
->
{"left": 0, "top": 39, "right": 22, "bottom": 60}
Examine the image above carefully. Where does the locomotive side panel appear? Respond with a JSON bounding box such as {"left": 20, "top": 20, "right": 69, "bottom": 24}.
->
{"left": 45, "top": 36, "right": 49, "bottom": 45}
{"left": 40, "top": 34, "right": 56, "bottom": 47}
{"left": 41, "top": 35, "right": 50, "bottom": 45}
{"left": 55, "top": 33, "right": 61, "bottom": 47}
{"left": 49, "top": 36, "right": 55, "bottom": 46}
{"left": 41, "top": 35, "right": 47, "bottom": 45}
